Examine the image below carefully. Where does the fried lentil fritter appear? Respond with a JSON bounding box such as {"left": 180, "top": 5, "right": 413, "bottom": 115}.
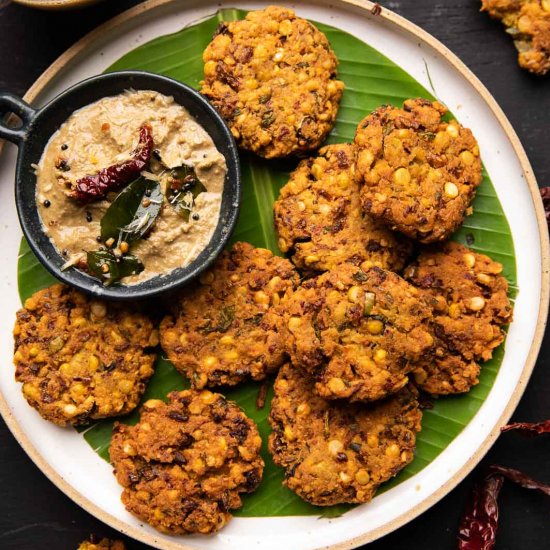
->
{"left": 482, "top": 0, "right": 550, "bottom": 75}
{"left": 269, "top": 364, "right": 422, "bottom": 506}
{"left": 110, "top": 390, "right": 264, "bottom": 534}
{"left": 404, "top": 241, "right": 513, "bottom": 395}
{"left": 160, "top": 242, "right": 299, "bottom": 388}
{"left": 413, "top": 351, "right": 481, "bottom": 397}
{"left": 201, "top": 6, "right": 344, "bottom": 158}
{"left": 355, "top": 99, "right": 482, "bottom": 243}
{"left": 273, "top": 143, "right": 412, "bottom": 273}
{"left": 13, "top": 284, "right": 157, "bottom": 426}
{"left": 78, "top": 538, "right": 126, "bottom": 550}
{"left": 269, "top": 264, "right": 434, "bottom": 402}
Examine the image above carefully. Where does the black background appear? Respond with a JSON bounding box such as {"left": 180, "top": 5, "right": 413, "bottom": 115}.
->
{"left": 0, "top": 1, "right": 548, "bottom": 549}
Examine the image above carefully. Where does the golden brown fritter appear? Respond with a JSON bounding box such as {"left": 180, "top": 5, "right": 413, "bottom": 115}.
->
{"left": 273, "top": 143, "right": 412, "bottom": 274}
{"left": 413, "top": 351, "right": 481, "bottom": 396}
{"left": 201, "top": 6, "right": 344, "bottom": 158}
{"left": 78, "top": 538, "right": 126, "bottom": 550}
{"left": 13, "top": 284, "right": 157, "bottom": 426}
{"left": 268, "top": 264, "right": 434, "bottom": 402}
{"left": 355, "top": 99, "right": 482, "bottom": 243}
{"left": 269, "top": 364, "right": 422, "bottom": 506}
{"left": 481, "top": 0, "right": 550, "bottom": 75}
{"left": 404, "top": 241, "right": 513, "bottom": 395}
{"left": 110, "top": 390, "right": 264, "bottom": 535}
{"left": 160, "top": 242, "right": 299, "bottom": 388}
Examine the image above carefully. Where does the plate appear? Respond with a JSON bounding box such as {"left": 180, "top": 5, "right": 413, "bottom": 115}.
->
{"left": 0, "top": 1, "right": 548, "bottom": 549}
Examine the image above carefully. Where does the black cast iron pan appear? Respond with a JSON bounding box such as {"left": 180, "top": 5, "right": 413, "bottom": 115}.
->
{"left": 0, "top": 71, "right": 241, "bottom": 300}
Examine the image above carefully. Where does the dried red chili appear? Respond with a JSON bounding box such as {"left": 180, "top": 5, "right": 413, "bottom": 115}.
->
{"left": 69, "top": 124, "right": 153, "bottom": 202}
{"left": 541, "top": 186, "right": 550, "bottom": 227}
{"left": 371, "top": 3, "right": 382, "bottom": 15}
{"left": 458, "top": 473, "right": 502, "bottom": 550}
{"left": 501, "top": 419, "right": 550, "bottom": 436}
{"left": 458, "top": 465, "right": 550, "bottom": 549}
{"left": 489, "top": 465, "right": 550, "bottom": 495}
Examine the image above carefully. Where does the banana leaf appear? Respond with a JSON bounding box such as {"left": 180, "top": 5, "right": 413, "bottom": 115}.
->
{"left": 17, "top": 7, "right": 517, "bottom": 519}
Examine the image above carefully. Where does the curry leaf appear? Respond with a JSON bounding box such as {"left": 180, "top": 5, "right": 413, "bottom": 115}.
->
{"left": 352, "top": 270, "right": 368, "bottom": 282}
{"left": 86, "top": 250, "right": 144, "bottom": 285}
{"left": 100, "top": 176, "right": 162, "bottom": 246}
{"left": 166, "top": 164, "right": 207, "bottom": 222}
{"left": 202, "top": 305, "right": 235, "bottom": 333}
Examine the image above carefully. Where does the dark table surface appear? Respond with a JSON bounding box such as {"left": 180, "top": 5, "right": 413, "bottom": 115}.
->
{"left": 0, "top": 1, "right": 548, "bottom": 549}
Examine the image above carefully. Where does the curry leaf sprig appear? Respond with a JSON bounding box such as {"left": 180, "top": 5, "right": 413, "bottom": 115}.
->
{"left": 87, "top": 175, "right": 162, "bottom": 285}
{"left": 101, "top": 175, "right": 163, "bottom": 246}
{"left": 87, "top": 250, "right": 144, "bottom": 283}
{"left": 167, "top": 164, "right": 207, "bottom": 222}
{"left": 86, "top": 165, "right": 208, "bottom": 285}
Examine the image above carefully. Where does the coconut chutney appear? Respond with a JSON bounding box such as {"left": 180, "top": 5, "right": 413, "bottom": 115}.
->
{"left": 35, "top": 90, "right": 227, "bottom": 284}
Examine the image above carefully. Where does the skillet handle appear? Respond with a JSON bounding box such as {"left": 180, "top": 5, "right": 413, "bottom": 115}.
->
{"left": 0, "top": 92, "right": 37, "bottom": 144}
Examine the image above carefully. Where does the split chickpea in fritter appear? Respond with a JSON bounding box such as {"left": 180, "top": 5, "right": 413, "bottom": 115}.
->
{"left": 160, "top": 242, "right": 299, "bottom": 388}
{"left": 273, "top": 143, "right": 412, "bottom": 273}
{"left": 267, "top": 263, "right": 434, "bottom": 402}
{"left": 404, "top": 241, "right": 513, "bottom": 395}
{"left": 269, "top": 364, "right": 422, "bottom": 506}
{"left": 13, "top": 284, "right": 157, "bottom": 426}
{"left": 355, "top": 98, "right": 482, "bottom": 243}
{"left": 201, "top": 6, "right": 344, "bottom": 158}
{"left": 110, "top": 389, "right": 264, "bottom": 535}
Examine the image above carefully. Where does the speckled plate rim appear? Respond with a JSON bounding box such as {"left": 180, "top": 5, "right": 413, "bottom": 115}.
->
{"left": 0, "top": 1, "right": 548, "bottom": 549}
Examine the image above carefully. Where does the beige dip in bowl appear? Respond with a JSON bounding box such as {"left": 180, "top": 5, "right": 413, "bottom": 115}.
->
{"left": 35, "top": 90, "right": 227, "bottom": 285}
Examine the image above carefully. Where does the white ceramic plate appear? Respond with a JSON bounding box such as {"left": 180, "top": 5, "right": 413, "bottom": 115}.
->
{"left": 0, "top": 1, "right": 548, "bottom": 549}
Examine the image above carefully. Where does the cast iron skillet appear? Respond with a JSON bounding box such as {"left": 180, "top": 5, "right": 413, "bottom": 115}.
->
{"left": 0, "top": 71, "right": 241, "bottom": 301}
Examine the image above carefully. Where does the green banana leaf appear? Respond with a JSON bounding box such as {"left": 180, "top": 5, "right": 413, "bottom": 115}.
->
{"left": 17, "top": 7, "right": 517, "bottom": 519}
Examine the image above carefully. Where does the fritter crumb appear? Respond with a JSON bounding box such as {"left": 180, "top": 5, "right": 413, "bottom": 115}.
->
{"left": 269, "top": 364, "right": 422, "bottom": 506}
{"left": 201, "top": 6, "right": 344, "bottom": 158}
{"left": 13, "top": 284, "right": 157, "bottom": 426}
{"left": 110, "top": 390, "right": 264, "bottom": 535}
{"left": 355, "top": 98, "right": 482, "bottom": 243}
